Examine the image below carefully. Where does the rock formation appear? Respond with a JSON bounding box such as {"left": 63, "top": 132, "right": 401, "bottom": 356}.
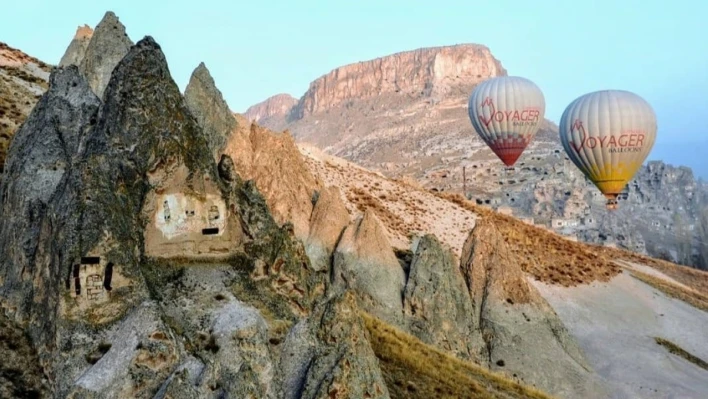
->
{"left": 244, "top": 93, "right": 298, "bottom": 124}
{"left": 332, "top": 210, "right": 406, "bottom": 325}
{"left": 184, "top": 62, "right": 235, "bottom": 159}
{"left": 0, "top": 65, "right": 100, "bottom": 364}
{"left": 460, "top": 218, "right": 607, "bottom": 398}
{"left": 59, "top": 25, "right": 93, "bottom": 67}
{"left": 402, "top": 234, "right": 483, "bottom": 362}
{"left": 219, "top": 122, "right": 321, "bottom": 241}
{"left": 283, "top": 292, "right": 391, "bottom": 399}
{"left": 305, "top": 186, "right": 351, "bottom": 272}
{"left": 0, "top": 42, "right": 51, "bottom": 173}
{"left": 78, "top": 11, "right": 133, "bottom": 98}
{"left": 4, "top": 11, "right": 708, "bottom": 399}
{"left": 293, "top": 44, "right": 506, "bottom": 119}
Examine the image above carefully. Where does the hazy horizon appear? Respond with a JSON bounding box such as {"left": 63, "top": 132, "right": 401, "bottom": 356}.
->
{"left": 3, "top": 0, "right": 707, "bottom": 177}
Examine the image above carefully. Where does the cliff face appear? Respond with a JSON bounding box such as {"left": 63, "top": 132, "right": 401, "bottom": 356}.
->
{"left": 0, "top": 42, "right": 52, "bottom": 173}
{"left": 292, "top": 44, "right": 506, "bottom": 119}
{"left": 244, "top": 93, "right": 298, "bottom": 123}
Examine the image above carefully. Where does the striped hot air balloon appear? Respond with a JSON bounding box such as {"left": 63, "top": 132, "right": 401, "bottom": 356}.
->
{"left": 559, "top": 90, "right": 657, "bottom": 210}
{"left": 467, "top": 76, "right": 546, "bottom": 167}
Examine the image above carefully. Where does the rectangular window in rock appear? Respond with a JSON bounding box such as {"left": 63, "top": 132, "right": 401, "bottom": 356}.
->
{"left": 81, "top": 257, "right": 101, "bottom": 265}
{"left": 202, "top": 227, "right": 219, "bottom": 235}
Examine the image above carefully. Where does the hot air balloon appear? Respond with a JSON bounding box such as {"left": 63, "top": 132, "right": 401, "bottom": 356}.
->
{"left": 559, "top": 90, "right": 657, "bottom": 210}
{"left": 468, "top": 76, "right": 546, "bottom": 168}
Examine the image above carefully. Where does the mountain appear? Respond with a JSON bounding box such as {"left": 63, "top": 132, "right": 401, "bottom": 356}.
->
{"left": 1, "top": 11, "right": 708, "bottom": 399}
{"left": 247, "top": 45, "right": 708, "bottom": 271}
{"left": 244, "top": 93, "right": 298, "bottom": 125}
{"left": 0, "top": 41, "right": 52, "bottom": 173}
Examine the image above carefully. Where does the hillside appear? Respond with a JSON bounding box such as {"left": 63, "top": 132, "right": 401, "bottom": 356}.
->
{"left": 0, "top": 42, "right": 52, "bottom": 173}
{"left": 247, "top": 46, "right": 708, "bottom": 271}
{"left": 1, "top": 10, "right": 708, "bottom": 399}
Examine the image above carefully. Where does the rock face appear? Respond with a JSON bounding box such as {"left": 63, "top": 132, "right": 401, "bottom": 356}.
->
{"left": 332, "top": 210, "right": 406, "bottom": 325}
{"left": 0, "top": 65, "right": 100, "bottom": 360}
{"left": 288, "top": 292, "right": 391, "bottom": 399}
{"left": 59, "top": 25, "right": 94, "bottom": 67}
{"left": 460, "top": 218, "right": 607, "bottom": 398}
{"left": 294, "top": 44, "right": 506, "bottom": 119}
{"left": 222, "top": 122, "right": 322, "bottom": 241}
{"left": 402, "top": 234, "right": 483, "bottom": 362}
{"left": 0, "top": 42, "right": 51, "bottom": 173}
{"left": 78, "top": 11, "right": 133, "bottom": 98}
{"left": 305, "top": 186, "right": 351, "bottom": 272}
{"left": 0, "top": 28, "right": 402, "bottom": 398}
{"left": 0, "top": 312, "right": 49, "bottom": 398}
{"left": 184, "top": 62, "right": 235, "bottom": 159}
{"left": 244, "top": 93, "right": 298, "bottom": 124}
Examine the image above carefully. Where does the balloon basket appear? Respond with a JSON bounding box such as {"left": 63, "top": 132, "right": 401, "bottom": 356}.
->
{"left": 605, "top": 198, "right": 619, "bottom": 211}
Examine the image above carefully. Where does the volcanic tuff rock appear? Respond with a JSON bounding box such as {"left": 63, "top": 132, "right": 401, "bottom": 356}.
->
{"left": 244, "top": 93, "right": 298, "bottom": 124}
{"left": 460, "top": 218, "right": 607, "bottom": 398}
{"left": 285, "top": 291, "right": 392, "bottom": 399}
{"left": 0, "top": 42, "right": 51, "bottom": 173}
{"left": 184, "top": 62, "right": 235, "bottom": 159}
{"left": 59, "top": 25, "right": 94, "bottom": 67}
{"left": 402, "top": 234, "right": 483, "bottom": 362}
{"left": 0, "top": 29, "right": 412, "bottom": 398}
{"left": 305, "top": 185, "right": 351, "bottom": 272}
{"left": 0, "top": 65, "right": 101, "bottom": 369}
{"left": 78, "top": 11, "right": 134, "bottom": 98}
{"left": 219, "top": 121, "right": 322, "bottom": 241}
{"left": 332, "top": 209, "right": 407, "bottom": 325}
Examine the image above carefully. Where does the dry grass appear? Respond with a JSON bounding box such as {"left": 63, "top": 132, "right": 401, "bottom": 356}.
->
{"left": 436, "top": 193, "right": 708, "bottom": 296}
{"left": 346, "top": 185, "right": 410, "bottom": 238}
{"left": 361, "top": 311, "right": 556, "bottom": 399}
{"left": 654, "top": 337, "right": 708, "bottom": 371}
{"left": 605, "top": 248, "right": 708, "bottom": 295}
{"left": 438, "top": 193, "right": 621, "bottom": 287}
{"left": 627, "top": 268, "right": 708, "bottom": 312}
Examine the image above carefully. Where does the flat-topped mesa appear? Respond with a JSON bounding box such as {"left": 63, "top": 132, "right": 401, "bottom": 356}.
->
{"left": 244, "top": 93, "right": 298, "bottom": 123}
{"left": 293, "top": 44, "right": 507, "bottom": 119}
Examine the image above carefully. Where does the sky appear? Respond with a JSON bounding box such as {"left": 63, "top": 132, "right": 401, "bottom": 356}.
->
{"left": 3, "top": 0, "right": 708, "bottom": 177}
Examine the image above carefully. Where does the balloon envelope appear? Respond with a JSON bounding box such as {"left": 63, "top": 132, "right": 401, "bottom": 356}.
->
{"left": 559, "top": 90, "right": 657, "bottom": 209}
{"left": 468, "top": 76, "right": 546, "bottom": 166}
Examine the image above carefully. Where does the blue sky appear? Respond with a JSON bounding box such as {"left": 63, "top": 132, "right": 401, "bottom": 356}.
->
{"left": 3, "top": 0, "right": 707, "bottom": 176}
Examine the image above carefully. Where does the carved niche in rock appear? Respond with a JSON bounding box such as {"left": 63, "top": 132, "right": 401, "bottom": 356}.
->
{"left": 142, "top": 163, "right": 243, "bottom": 259}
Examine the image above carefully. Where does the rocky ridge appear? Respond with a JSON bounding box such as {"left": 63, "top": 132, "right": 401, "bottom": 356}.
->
{"left": 248, "top": 45, "right": 708, "bottom": 270}
{"left": 244, "top": 93, "right": 298, "bottom": 125}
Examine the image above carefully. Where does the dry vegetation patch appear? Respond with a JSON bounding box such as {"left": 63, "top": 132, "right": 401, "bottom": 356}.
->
{"left": 606, "top": 248, "right": 708, "bottom": 295}
{"left": 654, "top": 337, "right": 708, "bottom": 371}
{"left": 439, "top": 193, "right": 620, "bottom": 286}
{"left": 627, "top": 269, "right": 708, "bottom": 312}
{"left": 362, "top": 311, "right": 556, "bottom": 399}
{"left": 437, "top": 193, "right": 708, "bottom": 295}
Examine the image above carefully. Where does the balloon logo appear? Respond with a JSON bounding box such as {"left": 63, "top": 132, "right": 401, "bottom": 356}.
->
{"left": 559, "top": 90, "right": 657, "bottom": 210}
{"left": 468, "top": 76, "right": 546, "bottom": 167}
